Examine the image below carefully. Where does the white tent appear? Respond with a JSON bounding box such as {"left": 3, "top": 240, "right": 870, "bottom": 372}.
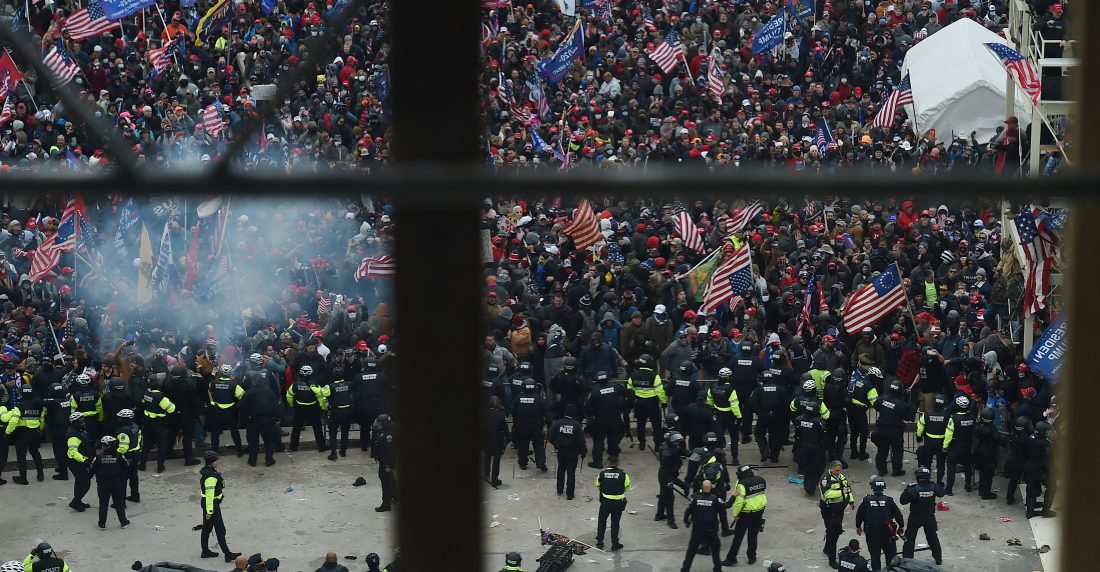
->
{"left": 901, "top": 18, "right": 1033, "bottom": 142}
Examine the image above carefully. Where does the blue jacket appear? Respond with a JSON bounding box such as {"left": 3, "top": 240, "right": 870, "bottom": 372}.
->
{"left": 579, "top": 342, "right": 618, "bottom": 380}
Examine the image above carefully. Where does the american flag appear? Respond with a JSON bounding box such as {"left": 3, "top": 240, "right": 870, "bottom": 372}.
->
{"left": 841, "top": 263, "right": 907, "bottom": 334}
{"left": 354, "top": 255, "right": 396, "bottom": 281}
{"left": 29, "top": 196, "right": 85, "bottom": 282}
{"left": 985, "top": 42, "right": 1041, "bottom": 103}
{"left": 202, "top": 104, "right": 223, "bottom": 137}
{"left": 724, "top": 201, "right": 763, "bottom": 236}
{"left": 642, "top": 6, "right": 655, "bottom": 29}
{"left": 0, "top": 98, "right": 11, "bottom": 127}
{"left": 317, "top": 291, "right": 332, "bottom": 314}
{"left": 797, "top": 273, "right": 815, "bottom": 336}
{"left": 675, "top": 207, "right": 705, "bottom": 253}
{"left": 43, "top": 41, "right": 80, "bottom": 86}
{"left": 814, "top": 117, "right": 836, "bottom": 150}
{"left": 706, "top": 47, "right": 723, "bottom": 103}
{"left": 562, "top": 199, "right": 601, "bottom": 250}
{"left": 871, "top": 72, "right": 913, "bottom": 130}
{"left": 527, "top": 71, "right": 549, "bottom": 120}
{"left": 647, "top": 29, "right": 684, "bottom": 74}
{"left": 591, "top": 0, "right": 611, "bottom": 23}
{"left": 483, "top": 0, "right": 511, "bottom": 7}
{"left": 148, "top": 37, "right": 179, "bottom": 79}
{"left": 1014, "top": 205, "right": 1060, "bottom": 315}
{"left": 499, "top": 78, "right": 533, "bottom": 125}
{"left": 818, "top": 277, "right": 828, "bottom": 314}
{"left": 64, "top": 1, "right": 121, "bottom": 41}
{"left": 700, "top": 245, "right": 752, "bottom": 314}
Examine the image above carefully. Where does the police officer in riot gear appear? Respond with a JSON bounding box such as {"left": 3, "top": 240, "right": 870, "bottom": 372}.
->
{"left": 116, "top": 409, "right": 143, "bottom": 501}
{"left": 973, "top": 408, "right": 1001, "bottom": 500}
{"left": 548, "top": 404, "right": 586, "bottom": 499}
{"left": 750, "top": 370, "right": 789, "bottom": 463}
{"left": 656, "top": 430, "right": 687, "bottom": 528}
{"left": 681, "top": 479, "right": 729, "bottom": 572}
{"left": 723, "top": 464, "right": 768, "bottom": 567}
{"left": 942, "top": 396, "right": 976, "bottom": 496}
{"left": 731, "top": 345, "right": 762, "bottom": 442}
{"left": 100, "top": 377, "right": 134, "bottom": 438}
{"left": 627, "top": 354, "right": 666, "bottom": 451}
{"left": 45, "top": 383, "right": 72, "bottom": 480}
{"left": 856, "top": 476, "right": 904, "bottom": 572}
{"left": 371, "top": 414, "right": 396, "bottom": 512}
{"left": 1025, "top": 421, "right": 1056, "bottom": 518}
{"left": 683, "top": 390, "right": 721, "bottom": 450}
{"left": 323, "top": 366, "right": 354, "bottom": 459}
{"left": 823, "top": 368, "right": 850, "bottom": 468}
{"left": 916, "top": 394, "right": 949, "bottom": 485}
{"left": 70, "top": 373, "right": 102, "bottom": 439}
{"left": 140, "top": 373, "right": 177, "bottom": 473}
{"left": 848, "top": 368, "right": 881, "bottom": 461}
{"left": 549, "top": 357, "right": 584, "bottom": 419}
{"left": 92, "top": 435, "right": 130, "bottom": 529}
{"left": 482, "top": 363, "right": 506, "bottom": 408}
{"left": 819, "top": 460, "right": 855, "bottom": 568}
{"left": 239, "top": 370, "right": 282, "bottom": 467}
{"left": 66, "top": 412, "right": 94, "bottom": 511}
{"left": 707, "top": 368, "right": 743, "bottom": 465}
{"left": 667, "top": 360, "right": 700, "bottom": 418}
{"left": 287, "top": 365, "right": 327, "bottom": 453}
{"left": 584, "top": 371, "right": 628, "bottom": 468}
{"left": 513, "top": 379, "right": 550, "bottom": 472}
{"left": 900, "top": 466, "right": 945, "bottom": 565}
{"left": 873, "top": 381, "right": 909, "bottom": 477}
{"left": 165, "top": 366, "right": 202, "bottom": 465}
{"left": 208, "top": 364, "right": 245, "bottom": 456}
{"left": 352, "top": 357, "right": 388, "bottom": 452}
{"left": 1005, "top": 416, "right": 1032, "bottom": 505}
{"left": 7, "top": 385, "right": 45, "bottom": 484}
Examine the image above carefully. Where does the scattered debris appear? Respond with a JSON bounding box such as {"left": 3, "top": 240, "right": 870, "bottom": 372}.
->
{"left": 353, "top": 477, "right": 367, "bottom": 487}
{"left": 642, "top": 502, "right": 655, "bottom": 507}
{"left": 285, "top": 486, "right": 295, "bottom": 493}
{"left": 1007, "top": 538, "right": 1022, "bottom": 546}
{"left": 152, "top": 526, "right": 164, "bottom": 531}
{"left": 998, "top": 516, "right": 1013, "bottom": 523}
{"left": 979, "top": 533, "right": 990, "bottom": 540}
{"left": 490, "top": 521, "right": 502, "bottom": 528}
{"left": 805, "top": 529, "right": 816, "bottom": 534}
{"left": 628, "top": 510, "right": 637, "bottom": 515}
{"left": 344, "top": 555, "right": 358, "bottom": 560}
{"left": 936, "top": 502, "right": 950, "bottom": 511}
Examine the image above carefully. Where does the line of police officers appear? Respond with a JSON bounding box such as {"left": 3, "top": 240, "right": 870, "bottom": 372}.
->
{"left": 481, "top": 347, "right": 1056, "bottom": 571}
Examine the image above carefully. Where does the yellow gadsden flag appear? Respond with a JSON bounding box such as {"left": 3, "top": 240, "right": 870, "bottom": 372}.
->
{"left": 137, "top": 223, "right": 154, "bottom": 304}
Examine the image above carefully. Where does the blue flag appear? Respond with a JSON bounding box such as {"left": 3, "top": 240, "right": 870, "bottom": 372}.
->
{"left": 113, "top": 198, "right": 140, "bottom": 256}
{"left": 150, "top": 218, "right": 174, "bottom": 293}
{"left": 100, "top": 0, "right": 157, "bottom": 20}
{"left": 195, "top": 254, "right": 229, "bottom": 300}
{"left": 538, "top": 19, "right": 585, "bottom": 84}
{"left": 787, "top": 0, "right": 814, "bottom": 20}
{"left": 194, "top": 0, "right": 232, "bottom": 47}
{"left": 261, "top": 0, "right": 277, "bottom": 15}
{"left": 1027, "top": 314, "right": 1066, "bottom": 383}
{"left": 529, "top": 126, "right": 552, "bottom": 153}
{"left": 182, "top": 0, "right": 197, "bottom": 7}
{"left": 752, "top": 9, "right": 786, "bottom": 55}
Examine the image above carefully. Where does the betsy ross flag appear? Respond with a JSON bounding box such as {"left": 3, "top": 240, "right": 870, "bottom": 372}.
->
{"left": 1014, "top": 205, "right": 1061, "bottom": 315}
{"left": 64, "top": 1, "right": 121, "bottom": 41}
{"left": 354, "top": 255, "right": 396, "bottom": 281}
{"left": 700, "top": 245, "right": 752, "bottom": 314}
{"left": 674, "top": 206, "right": 705, "bottom": 253}
{"left": 562, "top": 199, "right": 601, "bottom": 250}
{"left": 872, "top": 72, "right": 913, "bottom": 129}
{"left": 841, "top": 263, "right": 907, "bottom": 334}
{"left": 724, "top": 201, "right": 763, "bottom": 236}
{"left": 29, "top": 196, "right": 86, "bottom": 282}
{"left": 647, "top": 29, "right": 684, "bottom": 74}
{"left": 43, "top": 41, "right": 80, "bottom": 86}
{"left": 706, "top": 47, "right": 724, "bottom": 103}
{"left": 985, "top": 42, "right": 1041, "bottom": 103}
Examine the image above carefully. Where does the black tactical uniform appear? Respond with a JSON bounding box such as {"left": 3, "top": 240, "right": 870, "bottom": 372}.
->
{"left": 91, "top": 439, "right": 130, "bottom": 528}
{"left": 707, "top": 370, "right": 743, "bottom": 464}
{"left": 44, "top": 383, "right": 71, "bottom": 479}
{"left": 823, "top": 369, "right": 850, "bottom": 466}
{"left": 207, "top": 370, "right": 245, "bottom": 455}
{"left": 584, "top": 372, "right": 628, "bottom": 468}
{"left": 1005, "top": 416, "right": 1032, "bottom": 505}
{"left": 750, "top": 371, "right": 788, "bottom": 463}
{"left": 101, "top": 378, "right": 136, "bottom": 438}
{"left": 794, "top": 409, "right": 827, "bottom": 496}
{"left": 548, "top": 406, "right": 587, "bottom": 499}
{"left": 972, "top": 408, "right": 1001, "bottom": 500}
{"left": 683, "top": 390, "right": 721, "bottom": 450}
{"left": 626, "top": 355, "right": 665, "bottom": 451}
{"left": 1024, "top": 421, "right": 1055, "bottom": 519}
{"left": 512, "top": 380, "right": 549, "bottom": 471}
{"left": 900, "top": 468, "right": 945, "bottom": 565}
{"left": 915, "top": 395, "right": 949, "bottom": 485}
{"left": 165, "top": 366, "right": 202, "bottom": 464}
{"left": 681, "top": 490, "right": 729, "bottom": 572}
{"left": 371, "top": 414, "right": 396, "bottom": 512}
{"left": 943, "top": 397, "right": 976, "bottom": 495}
{"left": 656, "top": 431, "right": 687, "bottom": 528}
{"left": 667, "top": 361, "right": 700, "bottom": 418}
{"left": 325, "top": 368, "right": 355, "bottom": 459}
{"left": 549, "top": 358, "right": 584, "bottom": 419}
{"left": 595, "top": 462, "right": 630, "bottom": 550}
{"left": 873, "top": 382, "right": 909, "bottom": 477}
{"left": 239, "top": 378, "right": 281, "bottom": 467}
{"left": 856, "top": 479, "right": 904, "bottom": 572}
{"left": 352, "top": 358, "right": 388, "bottom": 451}
{"left": 731, "top": 351, "right": 762, "bottom": 439}
{"left": 847, "top": 369, "right": 881, "bottom": 461}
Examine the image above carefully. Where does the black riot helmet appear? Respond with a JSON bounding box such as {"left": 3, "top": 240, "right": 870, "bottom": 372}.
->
{"left": 664, "top": 411, "right": 679, "bottom": 426}
{"left": 933, "top": 394, "right": 947, "bottom": 408}
{"left": 870, "top": 476, "right": 886, "bottom": 491}
{"left": 517, "top": 362, "right": 532, "bottom": 375}
{"left": 696, "top": 389, "right": 708, "bottom": 403}
{"left": 889, "top": 380, "right": 904, "bottom": 395}
{"left": 49, "top": 382, "right": 64, "bottom": 396}
{"left": 505, "top": 552, "right": 522, "bottom": 567}
{"left": 678, "top": 360, "right": 695, "bottom": 374}
{"left": 831, "top": 368, "right": 847, "bottom": 383}
{"left": 1014, "top": 416, "right": 1033, "bottom": 433}
{"left": 486, "top": 363, "right": 501, "bottom": 377}
{"left": 915, "top": 466, "right": 932, "bottom": 482}
{"left": 703, "top": 432, "right": 719, "bottom": 447}
{"left": 364, "top": 356, "right": 379, "bottom": 370}
{"left": 330, "top": 366, "right": 345, "bottom": 380}
{"left": 563, "top": 357, "right": 577, "bottom": 371}
{"left": 637, "top": 354, "right": 654, "bottom": 368}
{"left": 1035, "top": 421, "right": 1051, "bottom": 435}
{"left": 594, "top": 371, "right": 610, "bottom": 384}
{"left": 736, "top": 464, "right": 754, "bottom": 478}
{"left": 979, "top": 408, "right": 995, "bottom": 422}
{"left": 169, "top": 366, "right": 188, "bottom": 382}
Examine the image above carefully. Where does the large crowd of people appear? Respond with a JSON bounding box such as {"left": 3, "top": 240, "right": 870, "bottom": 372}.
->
{"left": 0, "top": 192, "right": 1064, "bottom": 571}
{"left": 0, "top": 1, "right": 1071, "bottom": 174}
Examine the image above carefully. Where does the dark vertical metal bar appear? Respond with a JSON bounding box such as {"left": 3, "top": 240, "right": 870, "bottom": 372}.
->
{"left": 1060, "top": 4, "right": 1098, "bottom": 572}
{"left": 390, "top": 0, "right": 482, "bottom": 570}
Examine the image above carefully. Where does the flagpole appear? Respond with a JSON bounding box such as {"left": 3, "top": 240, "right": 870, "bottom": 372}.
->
{"left": 73, "top": 249, "right": 121, "bottom": 291}
{"left": 896, "top": 261, "right": 919, "bottom": 333}
{"left": 19, "top": 80, "right": 38, "bottom": 112}
{"left": 677, "top": 242, "right": 723, "bottom": 280}
{"left": 680, "top": 52, "right": 694, "bottom": 84}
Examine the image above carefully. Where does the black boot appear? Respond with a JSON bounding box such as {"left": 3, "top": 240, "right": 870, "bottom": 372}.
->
{"left": 200, "top": 551, "right": 218, "bottom": 559}
{"left": 223, "top": 552, "right": 241, "bottom": 563}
